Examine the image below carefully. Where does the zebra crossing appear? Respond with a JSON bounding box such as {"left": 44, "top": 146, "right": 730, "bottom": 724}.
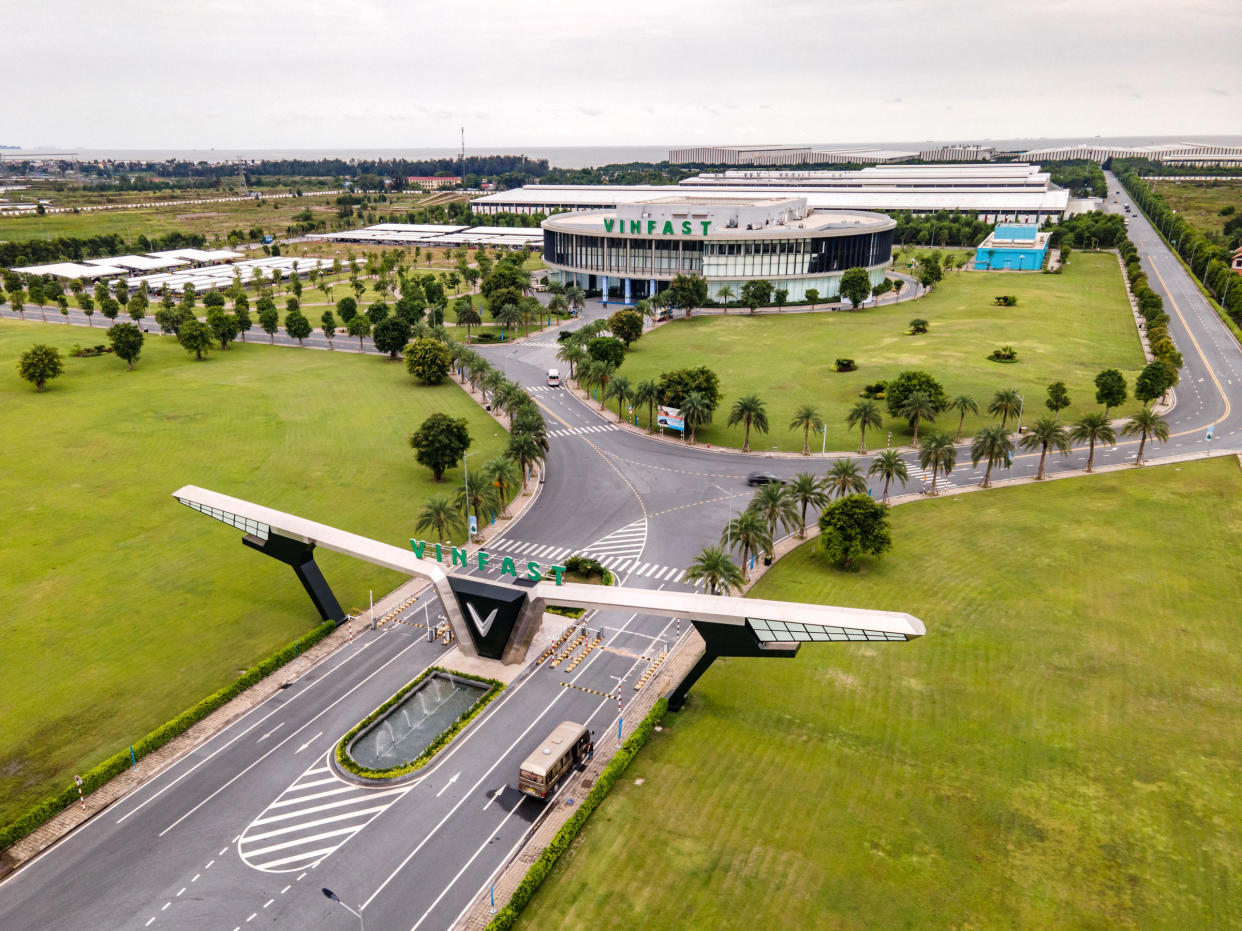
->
{"left": 584, "top": 519, "right": 647, "bottom": 560}
{"left": 238, "top": 758, "right": 410, "bottom": 873}
{"left": 547, "top": 423, "right": 619, "bottom": 438}
{"left": 483, "top": 534, "right": 689, "bottom": 585}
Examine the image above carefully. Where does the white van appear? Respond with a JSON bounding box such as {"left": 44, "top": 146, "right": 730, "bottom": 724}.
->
{"left": 547, "top": 368, "right": 561, "bottom": 387}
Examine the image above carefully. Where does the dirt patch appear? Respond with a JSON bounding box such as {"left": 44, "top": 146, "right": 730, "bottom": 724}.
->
{"left": 176, "top": 212, "right": 222, "bottom": 220}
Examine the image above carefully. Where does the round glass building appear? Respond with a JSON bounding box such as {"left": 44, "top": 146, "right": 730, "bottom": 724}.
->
{"left": 541, "top": 195, "right": 895, "bottom": 304}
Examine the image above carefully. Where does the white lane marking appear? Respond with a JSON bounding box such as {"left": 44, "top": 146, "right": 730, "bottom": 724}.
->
{"left": 206, "top": 859, "right": 215, "bottom": 868}
{"left": 257, "top": 722, "right": 285, "bottom": 742}
{"left": 244, "top": 825, "right": 363, "bottom": 860}
{"left": 191, "top": 874, "right": 200, "bottom": 882}
{"left": 162, "top": 902, "right": 170, "bottom": 910}
{"left": 263, "top": 899, "right": 274, "bottom": 909}
{"left": 145, "top": 918, "right": 155, "bottom": 927}
{"left": 294, "top": 731, "right": 324, "bottom": 754}
{"left": 251, "top": 846, "right": 339, "bottom": 871}
{"left": 435, "top": 772, "right": 460, "bottom": 798}
{"left": 251, "top": 788, "right": 408, "bottom": 826}
{"left": 246, "top": 913, "right": 257, "bottom": 922}
{"left": 244, "top": 804, "right": 395, "bottom": 843}
{"left": 157, "top": 641, "right": 426, "bottom": 837}
{"left": 269, "top": 785, "right": 357, "bottom": 807}
{"left": 285, "top": 776, "right": 340, "bottom": 791}
{"left": 281, "top": 885, "right": 291, "bottom": 895}
{"left": 177, "top": 887, "right": 185, "bottom": 896}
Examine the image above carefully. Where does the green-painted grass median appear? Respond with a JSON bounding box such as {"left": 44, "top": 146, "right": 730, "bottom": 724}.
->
{"left": 517, "top": 458, "right": 1242, "bottom": 929}
{"left": 0, "top": 320, "right": 507, "bottom": 827}
{"left": 621, "top": 252, "right": 1145, "bottom": 450}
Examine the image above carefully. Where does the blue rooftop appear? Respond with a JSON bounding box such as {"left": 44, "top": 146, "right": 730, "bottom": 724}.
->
{"left": 993, "top": 223, "right": 1038, "bottom": 240}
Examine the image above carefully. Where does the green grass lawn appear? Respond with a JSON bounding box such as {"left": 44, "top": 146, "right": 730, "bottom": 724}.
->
{"left": 620, "top": 252, "right": 1144, "bottom": 450}
{"left": 519, "top": 458, "right": 1242, "bottom": 929}
{"left": 0, "top": 320, "right": 508, "bottom": 826}
{"left": 1154, "top": 180, "right": 1241, "bottom": 241}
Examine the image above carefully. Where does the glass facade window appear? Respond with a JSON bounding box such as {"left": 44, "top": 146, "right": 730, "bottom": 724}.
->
{"left": 177, "top": 497, "right": 270, "bottom": 540}
{"left": 747, "top": 617, "right": 907, "bottom": 643}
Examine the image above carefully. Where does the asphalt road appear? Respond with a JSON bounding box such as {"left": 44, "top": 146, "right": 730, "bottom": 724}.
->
{"left": 2, "top": 177, "right": 1240, "bottom": 929}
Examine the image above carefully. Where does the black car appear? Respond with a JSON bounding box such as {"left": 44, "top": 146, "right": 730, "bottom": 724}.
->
{"left": 746, "top": 472, "right": 782, "bottom": 486}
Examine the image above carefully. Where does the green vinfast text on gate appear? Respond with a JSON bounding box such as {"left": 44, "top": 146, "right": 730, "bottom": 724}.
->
{"left": 603, "top": 219, "right": 712, "bottom": 236}
{"left": 409, "top": 538, "right": 566, "bottom": 585}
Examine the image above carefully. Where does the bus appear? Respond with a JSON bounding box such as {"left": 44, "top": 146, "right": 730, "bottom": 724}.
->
{"left": 518, "top": 721, "right": 593, "bottom": 800}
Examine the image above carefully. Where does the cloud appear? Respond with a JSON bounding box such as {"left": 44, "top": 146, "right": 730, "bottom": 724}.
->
{"left": 577, "top": 107, "right": 604, "bottom": 118}
{"left": 1208, "top": 87, "right": 1230, "bottom": 96}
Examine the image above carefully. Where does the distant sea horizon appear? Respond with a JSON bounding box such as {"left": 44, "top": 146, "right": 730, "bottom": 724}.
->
{"left": 5, "top": 136, "right": 1242, "bottom": 170}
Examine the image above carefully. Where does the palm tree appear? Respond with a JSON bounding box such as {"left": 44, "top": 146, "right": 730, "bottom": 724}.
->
{"left": 414, "top": 494, "right": 464, "bottom": 544}
{"left": 715, "top": 283, "right": 734, "bottom": 313}
{"left": 492, "top": 382, "right": 527, "bottom": 427}
{"left": 633, "top": 379, "right": 661, "bottom": 432}
{"left": 680, "top": 390, "right": 713, "bottom": 444}
{"left": 845, "top": 399, "right": 883, "bottom": 454}
{"left": 788, "top": 471, "right": 828, "bottom": 537}
{"left": 721, "top": 509, "right": 771, "bottom": 579}
{"left": 565, "top": 284, "right": 586, "bottom": 317}
{"left": 507, "top": 430, "right": 549, "bottom": 489}
{"left": 1019, "top": 415, "right": 1071, "bottom": 480}
{"left": 511, "top": 405, "right": 547, "bottom": 441}
{"left": 547, "top": 293, "right": 568, "bottom": 320}
{"left": 482, "top": 456, "right": 521, "bottom": 517}
{"left": 897, "top": 390, "right": 938, "bottom": 447}
{"left": 988, "top": 388, "right": 1023, "bottom": 431}
{"left": 607, "top": 374, "right": 633, "bottom": 421}
{"left": 824, "top": 457, "right": 867, "bottom": 499}
{"left": 556, "top": 340, "right": 587, "bottom": 382}
{"left": 789, "top": 403, "right": 824, "bottom": 456}
{"left": 947, "top": 394, "right": 979, "bottom": 442}
{"left": 494, "top": 301, "right": 524, "bottom": 339}
{"left": 1122, "top": 407, "right": 1170, "bottom": 466}
{"left": 455, "top": 480, "right": 501, "bottom": 538}
{"left": 1070, "top": 411, "right": 1116, "bottom": 472}
{"left": 584, "top": 358, "right": 615, "bottom": 410}
{"left": 868, "top": 449, "right": 909, "bottom": 502}
{"left": 727, "top": 394, "right": 769, "bottom": 452}
{"left": 456, "top": 302, "right": 482, "bottom": 343}
{"left": 684, "top": 545, "right": 745, "bottom": 596}
{"left": 918, "top": 431, "right": 956, "bottom": 494}
{"left": 970, "top": 424, "right": 1014, "bottom": 488}
{"left": 480, "top": 368, "right": 506, "bottom": 406}
{"left": 749, "top": 481, "right": 800, "bottom": 549}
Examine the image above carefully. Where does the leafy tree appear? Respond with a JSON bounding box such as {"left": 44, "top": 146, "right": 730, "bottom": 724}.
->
{"left": 885, "top": 370, "right": 948, "bottom": 421}
{"left": 1122, "top": 407, "right": 1169, "bottom": 466}
{"left": 788, "top": 471, "right": 829, "bottom": 537}
{"left": 202, "top": 291, "right": 226, "bottom": 309}
{"left": 817, "top": 494, "right": 892, "bottom": 571}
{"left": 845, "top": 399, "right": 883, "bottom": 454}
{"left": 668, "top": 272, "right": 709, "bottom": 318}
{"left": 909, "top": 318, "right": 929, "bottom": 334}
{"left": 918, "top": 431, "right": 956, "bottom": 494}
{"left": 78, "top": 292, "right": 95, "bottom": 326}
{"left": 825, "top": 457, "right": 868, "bottom": 500}
{"left": 657, "top": 366, "right": 721, "bottom": 414}
{"left": 587, "top": 336, "right": 625, "bottom": 369}
{"left": 372, "top": 316, "right": 412, "bottom": 359}
{"left": 27, "top": 281, "right": 47, "bottom": 322}
{"left": 608, "top": 309, "right": 643, "bottom": 347}
{"left": 633, "top": 378, "right": 661, "bottom": 432}
{"left": 806, "top": 288, "right": 820, "bottom": 305}
{"left": 970, "top": 424, "right": 1014, "bottom": 488}
{"left": 347, "top": 313, "right": 372, "bottom": 350}
{"left": 897, "top": 390, "right": 938, "bottom": 446}
{"left": 7, "top": 287, "right": 26, "bottom": 320}
{"left": 107, "top": 322, "right": 144, "bottom": 370}
{"left": 1135, "top": 361, "right": 1171, "bottom": 405}
{"left": 715, "top": 283, "right": 735, "bottom": 310}
{"left": 947, "top": 393, "right": 978, "bottom": 442}
{"left": 789, "top": 403, "right": 824, "bottom": 456}
{"left": 1019, "top": 415, "right": 1071, "bottom": 480}
{"left": 366, "top": 301, "right": 390, "bottom": 326}
{"left": 773, "top": 288, "right": 788, "bottom": 311}
{"left": 727, "top": 394, "right": 770, "bottom": 452}
{"left": 1045, "top": 381, "right": 1071, "bottom": 421}
{"left": 178, "top": 318, "right": 213, "bottom": 361}
{"left": 721, "top": 509, "right": 771, "bottom": 579}
{"left": 405, "top": 337, "right": 451, "bottom": 384}
{"left": 739, "top": 279, "right": 773, "bottom": 314}
{"left": 455, "top": 299, "right": 482, "bottom": 342}
{"left": 409, "top": 412, "right": 471, "bottom": 480}
{"left": 838, "top": 267, "right": 871, "bottom": 309}
{"left": 507, "top": 429, "right": 549, "bottom": 489}
{"left": 127, "top": 292, "right": 148, "bottom": 327}
{"left": 336, "top": 296, "right": 358, "bottom": 324}
{"left": 99, "top": 296, "right": 121, "bottom": 322}
{"left": 320, "top": 310, "right": 337, "bottom": 349}
{"left": 285, "top": 309, "right": 312, "bottom": 346}
{"left": 258, "top": 304, "right": 280, "bottom": 343}
{"left": 987, "top": 388, "right": 1023, "bottom": 430}
{"left": 684, "top": 545, "right": 744, "bottom": 595}
{"left": 680, "top": 390, "right": 713, "bottom": 444}
{"left": 493, "top": 301, "right": 524, "bottom": 337}
{"left": 1071, "top": 411, "right": 1116, "bottom": 472}
{"left": 206, "top": 307, "right": 240, "bottom": 349}
{"left": 868, "top": 448, "right": 909, "bottom": 501}
{"left": 16, "top": 343, "right": 64, "bottom": 392}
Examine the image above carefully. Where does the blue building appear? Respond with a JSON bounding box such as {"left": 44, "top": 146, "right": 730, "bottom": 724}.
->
{"left": 974, "top": 223, "right": 1049, "bottom": 271}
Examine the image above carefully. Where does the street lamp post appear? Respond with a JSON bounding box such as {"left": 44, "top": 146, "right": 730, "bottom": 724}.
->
{"left": 322, "top": 888, "right": 364, "bottom": 931}
{"left": 463, "top": 450, "right": 480, "bottom": 540}
{"left": 608, "top": 674, "right": 625, "bottom": 740}
{"left": 1015, "top": 393, "right": 1026, "bottom": 434}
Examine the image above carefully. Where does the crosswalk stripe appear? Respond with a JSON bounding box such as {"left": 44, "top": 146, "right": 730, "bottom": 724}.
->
{"left": 252, "top": 847, "right": 339, "bottom": 870}
{"left": 286, "top": 776, "right": 340, "bottom": 791}
{"left": 251, "top": 789, "right": 408, "bottom": 826}
{"left": 268, "top": 786, "right": 357, "bottom": 807}
{"left": 241, "top": 826, "right": 361, "bottom": 859}
{"left": 242, "top": 805, "right": 393, "bottom": 843}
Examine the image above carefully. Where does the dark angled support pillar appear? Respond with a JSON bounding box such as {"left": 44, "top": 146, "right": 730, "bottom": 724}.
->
{"left": 668, "top": 621, "right": 800, "bottom": 711}
{"left": 242, "top": 532, "right": 345, "bottom": 624}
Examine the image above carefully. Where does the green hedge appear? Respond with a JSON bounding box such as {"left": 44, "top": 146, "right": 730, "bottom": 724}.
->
{"left": 0, "top": 619, "right": 336, "bottom": 853}
{"left": 486, "top": 697, "right": 669, "bottom": 931}
{"left": 335, "top": 667, "right": 504, "bottom": 779}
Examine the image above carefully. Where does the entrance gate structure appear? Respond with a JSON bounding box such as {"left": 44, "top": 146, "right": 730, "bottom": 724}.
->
{"left": 173, "top": 485, "right": 925, "bottom": 706}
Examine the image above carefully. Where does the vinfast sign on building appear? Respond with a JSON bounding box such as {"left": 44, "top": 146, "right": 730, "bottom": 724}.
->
{"left": 603, "top": 218, "right": 712, "bottom": 236}
{"left": 409, "top": 538, "right": 567, "bottom": 585}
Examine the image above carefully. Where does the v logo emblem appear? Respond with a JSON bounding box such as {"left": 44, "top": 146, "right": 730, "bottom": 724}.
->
{"left": 466, "top": 602, "right": 499, "bottom": 637}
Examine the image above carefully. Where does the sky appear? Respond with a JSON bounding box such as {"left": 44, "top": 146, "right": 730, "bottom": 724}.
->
{"left": 5, "top": 0, "right": 1239, "bottom": 150}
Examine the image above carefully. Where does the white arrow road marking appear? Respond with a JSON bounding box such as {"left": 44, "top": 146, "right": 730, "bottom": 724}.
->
{"left": 294, "top": 732, "right": 322, "bottom": 754}
{"left": 258, "top": 723, "right": 284, "bottom": 742}
{"left": 435, "top": 772, "right": 460, "bottom": 798}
